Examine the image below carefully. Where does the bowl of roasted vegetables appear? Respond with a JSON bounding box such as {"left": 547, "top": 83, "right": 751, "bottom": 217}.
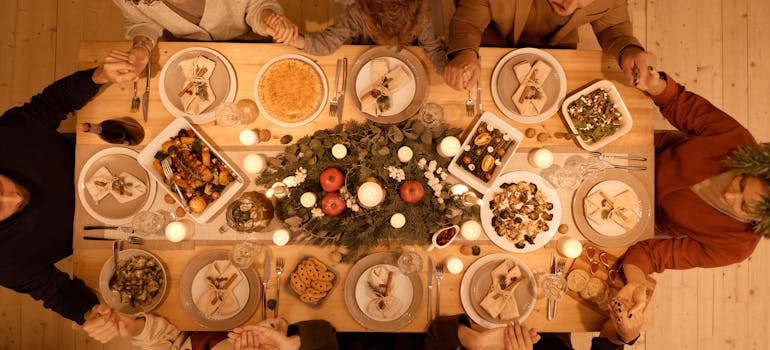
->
{"left": 99, "top": 249, "right": 167, "bottom": 314}
{"left": 561, "top": 80, "right": 633, "bottom": 151}
{"left": 138, "top": 118, "right": 246, "bottom": 223}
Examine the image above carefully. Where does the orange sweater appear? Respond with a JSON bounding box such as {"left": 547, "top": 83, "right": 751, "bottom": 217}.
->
{"left": 623, "top": 76, "right": 761, "bottom": 275}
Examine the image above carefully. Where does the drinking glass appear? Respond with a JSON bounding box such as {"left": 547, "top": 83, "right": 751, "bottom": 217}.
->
{"left": 132, "top": 210, "right": 173, "bottom": 236}
{"left": 397, "top": 251, "right": 424, "bottom": 275}
{"left": 539, "top": 273, "right": 567, "bottom": 300}
{"left": 215, "top": 99, "right": 258, "bottom": 127}
{"left": 229, "top": 239, "right": 262, "bottom": 269}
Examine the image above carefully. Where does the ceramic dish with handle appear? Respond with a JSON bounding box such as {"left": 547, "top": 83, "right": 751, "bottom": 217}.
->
{"left": 561, "top": 80, "right": 632, "bottom": 151}
{"left": 159, "top": 46, "right": 237, "bottom": 124}
{"left": 99, "top": 249, "right": 167, "bottom": 314}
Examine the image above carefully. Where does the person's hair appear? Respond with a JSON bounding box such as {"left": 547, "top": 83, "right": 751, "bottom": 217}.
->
{"left": 359, "top": 0, "right": 429, "bottom": 46}
{"left": 126, "top": 0, "right": 160, "bottom": 5}
{"left": 725, "top": 143, "right": 770, "bottom": 237}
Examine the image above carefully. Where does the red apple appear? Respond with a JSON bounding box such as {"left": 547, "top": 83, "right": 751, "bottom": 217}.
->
{"left": 319, "top": 168, "right": 344, "bottom": 192}
{"left": 321, "top": 192, "right": 346, "bottom": 216}
{"left": 399, "top": 180, "right": 425, "bottom": 204}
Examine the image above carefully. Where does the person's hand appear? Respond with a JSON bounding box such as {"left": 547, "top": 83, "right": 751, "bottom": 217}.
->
{"left": 228, "top": 325, "right": 300, "bottom": 350}
{"left": 443, "top": 49, "right": 480, "bottom": 91}
{"left": 633, "top": 65, "right": 667, "bottom": 96}
{"left": 92, "top": 50, "right": 142, "bottom": 84}
{"left": 126, "top": 45, "right": 151, "bottom": 75}
{"left": 619, "top": 46, "right": 657, "bottom": 87}
{"left": 263, "top": 13, "right": 300, "bottom": 46}
{"left": 601, "top": 282, "right": 647, "bottom": 344}
{"left": 503, "top": 321, "right": 539, "bottom": 350}
{"left": 460, "top": 322, "right": 539, "bottom": 350}
{"left": 82, "top": 304, "right": 120, "bottom": 343}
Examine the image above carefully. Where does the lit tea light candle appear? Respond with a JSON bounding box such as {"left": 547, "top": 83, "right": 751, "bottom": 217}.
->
{"left": 528, "top": 148, "right": 554, "bottom": 169}
{"left": 446, "top": 256, "right": 464, "bottom": 274}
{"left": 390, "top": 213, "right": 406, "bottom": 228}
{"left": 397, "top": 146, "right": 413, "bottom": 163}
{"left": 273, "top": 229, "right": 290, "bottom": 246}
{"left": 460, "top": 220, "right": 482, "bottom": 240}
{"left": 357, "top": 180, "right": 385, "bottom": 208}
{"left": 239, "top": 129, "right": 257, "bottom": 146}
{"left": 437, "top": 136, "right": 461, "bottom": 158}
{"left": 242, "top": 154, "right": 265, "bottom": 174}
{"left": 300, "top": 192, "right": 317, "bottom": 208}
{"left": 450, "top": 184, "right": 469, "bottom": 196}
{"left": 331, "top": 144, "right": 348, "bottom": 159}
{"left": 165, "top": 219, "right": 194, "bottom": 242}
{"left": 557, "top": 237, "right": 583, "bottom": 259}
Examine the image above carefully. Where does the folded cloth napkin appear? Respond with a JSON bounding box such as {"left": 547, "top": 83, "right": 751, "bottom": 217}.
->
{"left": 479, "top": 260, "right": 523, "bottom": 320}
{"left": 358, "top": 58, "right": 411, "bottom": 116}
{"left": 85, "top": 166, "right": 147, "bottom": 204}
{"left": 179, "top": 55, "right": 217, "bottom": 115}
{"left": 365, "top": 266, "right": 403, "bottom": 319}
{"left": 195, "top": 260, "right": 243, "bottom": 316}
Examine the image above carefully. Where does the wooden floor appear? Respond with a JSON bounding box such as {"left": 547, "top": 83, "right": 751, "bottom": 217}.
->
{"left": 1, "top": 1, "right": 769, "bottom": 349}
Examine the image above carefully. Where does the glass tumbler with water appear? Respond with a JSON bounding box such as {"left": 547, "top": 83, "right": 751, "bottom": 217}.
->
{"left": 132, "top": 210, "right": 173, "bottom": 236}
{"left": 229, "top": 239, "right": 262, "bottom": 269}
{"left": 397, "top": 251, "right": 424, "bottom": 275}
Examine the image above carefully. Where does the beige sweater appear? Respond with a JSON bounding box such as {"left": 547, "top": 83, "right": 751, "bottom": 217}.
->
{"left": 111, "top": 0, "right": 283, "bottom": 45}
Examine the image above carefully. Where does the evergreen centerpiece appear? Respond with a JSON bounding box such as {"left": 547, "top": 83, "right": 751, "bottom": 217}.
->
{"left": 256, "top": 120, "right": 477, "bottom": 261}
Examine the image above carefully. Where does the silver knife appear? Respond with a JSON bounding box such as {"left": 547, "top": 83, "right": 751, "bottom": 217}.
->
{"left": 336, "top": 57, "right": 347, "bottom": 125}
{"left": 262, "top": 249, "right": 271, "bottom": 319}
{"left": 142, "top": 61, "right": 151, "bottom": 122}
{"left": 547, "top": 252, "right": 555, "bottom": 320}
{"left": 427, "top": 256, "right": 433, "bottom": 321}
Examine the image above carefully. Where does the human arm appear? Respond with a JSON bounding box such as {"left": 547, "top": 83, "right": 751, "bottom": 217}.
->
{"left": 588, "top": 0, "right": 645, "bottom": 80}
{"left": 291, "top": 4, "right": 362, "bottom": 55}
{"left": 444, "top": 0, "right": 490, "bottom": 91}
{"left": 244, "top": 0, "right": 285, "bottom": 37}
{"left": 417, "top": 14, "right": 448, "bottom": 74}
{"left": 229, "top": 325, "right": 301, "bottom": 350}
{"left": 597, "top": 282, "right": 648, "bottom": 348}
{"left": 84, "top": 307, "right": 184, "bottom": 350}
{"left": 110, "top": 0, "right": 163, "bottom": 48}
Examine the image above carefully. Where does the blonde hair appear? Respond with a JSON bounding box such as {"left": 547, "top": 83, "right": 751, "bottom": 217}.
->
{"left": 359, "top": 0, "right": 430, "bottom": 46}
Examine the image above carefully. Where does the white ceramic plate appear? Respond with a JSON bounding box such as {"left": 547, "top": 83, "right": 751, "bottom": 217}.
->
{"left": 254, "top": 54, "right": 328, "bottom": 127}
{"left": 584, "top": 180, "right": 640, "bottom": 236}
{"left": 491, "top": 48, "right": 567, "bottom": 124}
{"left": 447, "top": 111, "right": 524, "bottom": 194}
{"left": 480, "top": 171, "right": 562, "bottom": 253}
{"left": 561, "top": 80, "right": 632, "bottom": 151}
{"left": 354, "top": 264, "right": 413, "bottom": 322}
{"left": 460, "top": 253, "right": 536, "bottom": 328}
{"left": 159, "top": 46, "right": 237, "bottom": 124}
{"left": 136, "top": 117, "right": 246, "bottom": 223}
{"left": 99, "top": 249, "right": 167, "bottom": 314}
{"left": 78, "top": 147, "right": 157, "bottom": 225}
{"left": 354, "top": 56, "right": 416, "bottom": 117}
{"left": 179, "top": 250, "right": 261, "bottom": 330}
{"left": 190, "top": 262, "right": 250, "bottom": 319}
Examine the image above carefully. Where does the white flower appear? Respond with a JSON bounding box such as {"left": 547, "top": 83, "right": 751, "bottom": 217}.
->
{"left": 428, "top": 160, "right": 437, "bottom": 172}
{"left": 340, "top": 187, "right": 348, "bottom": 195}
{"left": 424, "top": 171, "right": 433, "bottom": 179}
{"left": 436, "top": 167, "right": 443, "bottom": 174}
{"left": 311, "top": 208, "right": 324, "bottom": 218}
{"left": 428, "top": 177, "right": 439, "bottom": 187}
{"left": 386, "top": 166, "right": 405, "bottom": 182}
{"left": 351, "top": 204, "right": 360, "bottom": 212}
{"left": 418, "top": 158, "right": 427, "bottom": 169}
{"left": 437, "top": 197, "right": 444, "bottom": 204}
{"left": 294, "top": 167, "right": 307, "bottom": 184}
{"left": 440, "top": 172, "right": 448, "bottom": 180}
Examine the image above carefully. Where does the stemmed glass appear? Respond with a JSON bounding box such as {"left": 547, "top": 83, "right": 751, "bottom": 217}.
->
{"left": 397, "top": 250, "right": 423, "bottom": 275}
{"left": 229, "top": 239, "right": 262, "bottom": 269}
{"left": 131, "top": 210, "right": 174, "bottom": 236}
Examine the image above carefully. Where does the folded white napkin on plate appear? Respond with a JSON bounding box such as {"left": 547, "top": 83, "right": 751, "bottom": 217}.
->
{"left": 179, "top": 55, "right": 217, "bottom": 115}
{"left": 480, "top": 260, "right": 523, "bottom": 320}
{"left": 365, "top": 266, "right": 403, "bottom": 319}
{"left": 195, "top": 260, "right": 243, "bottom": 316}
{"left": 85, "top": 166, "right": 146, "bottom": 204}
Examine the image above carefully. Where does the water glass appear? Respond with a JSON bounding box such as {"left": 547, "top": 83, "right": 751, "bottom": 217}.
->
{"left": 539, "top": 273, "right": 567, "bottom": 299}
{"left": 229, "top": 239, "right": 262, "bottom": 269}
{"left": 132, "top": 210, "right": 173, "bottom": 236}
{"left": 215, "top": 100, "right": 258, "bottom": 127}
{"left": 397, "top": 251, "right": 424, "bottom": 275}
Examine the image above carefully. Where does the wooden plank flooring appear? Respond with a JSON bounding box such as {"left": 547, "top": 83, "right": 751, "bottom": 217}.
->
{"left": 1, "top": 1, "right": 769, "bottom": 349}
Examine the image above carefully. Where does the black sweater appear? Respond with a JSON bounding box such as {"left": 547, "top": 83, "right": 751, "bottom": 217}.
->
{"left": 0, "top": 68, "right": 102, "bottom": 324}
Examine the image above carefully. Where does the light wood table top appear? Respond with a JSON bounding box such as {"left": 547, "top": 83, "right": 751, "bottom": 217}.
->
{"left": 73, "top": 41, "right": 655, "bottom": 332}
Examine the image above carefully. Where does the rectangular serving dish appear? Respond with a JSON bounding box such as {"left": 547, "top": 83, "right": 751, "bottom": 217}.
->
{"left": 560, "top": 80, "right": 633, "bottom": 151}
{"left": 448, "top": 111, "right": 524, "bottom": 194}
{"left": 137, "top": 117, "right": 246, "bottom": 223}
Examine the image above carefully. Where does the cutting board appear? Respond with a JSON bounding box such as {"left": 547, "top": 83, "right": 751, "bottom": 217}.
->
{"left": 564, "top": 245, "right": 656, "bottom": 317}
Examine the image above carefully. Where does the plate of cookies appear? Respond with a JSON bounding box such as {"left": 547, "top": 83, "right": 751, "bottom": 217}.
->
{"left": 286, "top": 256, "right": 337, "bottom": 306}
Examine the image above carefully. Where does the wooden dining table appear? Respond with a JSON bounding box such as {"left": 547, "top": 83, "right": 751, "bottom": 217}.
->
{"left": 72, "top": 41, "right": 656, "bottom": 333}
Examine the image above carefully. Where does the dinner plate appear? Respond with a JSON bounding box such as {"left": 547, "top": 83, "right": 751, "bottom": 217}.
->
{"left": 344, "top": 252, "right": 422, "bottom": 331}
{"left": 254, "top": 54, "right": 328, "bottom": 127}
{"left": 354, "top": 56, "right": 416, "bottom": 117}
{"left": 460, "top": 254, "right": 536, "bottom": 328}
{"left": 189, "top": 261, "right": 250, "bottom": 319}
{"left": 354, "top": 264, "right": 413, "bottom": 322}
{"left": 350, "top": 46, "right": 428, "bottom": 124}
{"left": 99, "top": 248, "right": 167, "bottom": 314}
{"left": 490, "top": 48, "right": 567, "bottom": 124}
{"left": 480, "top": 171, "right": 562, "bottom": 253}
{"left": 572, "top": 170, "right": 650, "bottom": 247}
{"left": 179, "top": 250, "right": 260, "bottom": 330}
{"left": 159, "top": 46, "right": 238, "bottom": 124}
{"left": 136, "top": 117, "right": 246, "bottom": 224}
{"left": 77, "top": 147, "right": 157, "bottom": 225}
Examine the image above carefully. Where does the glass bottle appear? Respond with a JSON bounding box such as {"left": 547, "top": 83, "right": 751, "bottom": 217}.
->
{"left": 78, "top": 117, "right": 145, "bottom": 145}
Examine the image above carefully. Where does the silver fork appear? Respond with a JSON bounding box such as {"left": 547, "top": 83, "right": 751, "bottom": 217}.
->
{"left": 465, "top": 89, "right": 474, "bottom": 117}
{"left": 161, "top": 158, "right": 190, "bottom": 212}
{"left": 551, "top": 258, "right": 567, "bottom": 319}
{"left": 329, "top": 59, "right": 341, "bottom": 118}
{"left": 435, "top": 262, "right": 444, "bottom": 317}
{"left": 590, "top": 151, "right": 647, "bottom": 162}
{"left": 130, "top": 81, "right": 140, "bottom": 112}
{"left": 274, "top": 257, "right": 284, "bottom": 318}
